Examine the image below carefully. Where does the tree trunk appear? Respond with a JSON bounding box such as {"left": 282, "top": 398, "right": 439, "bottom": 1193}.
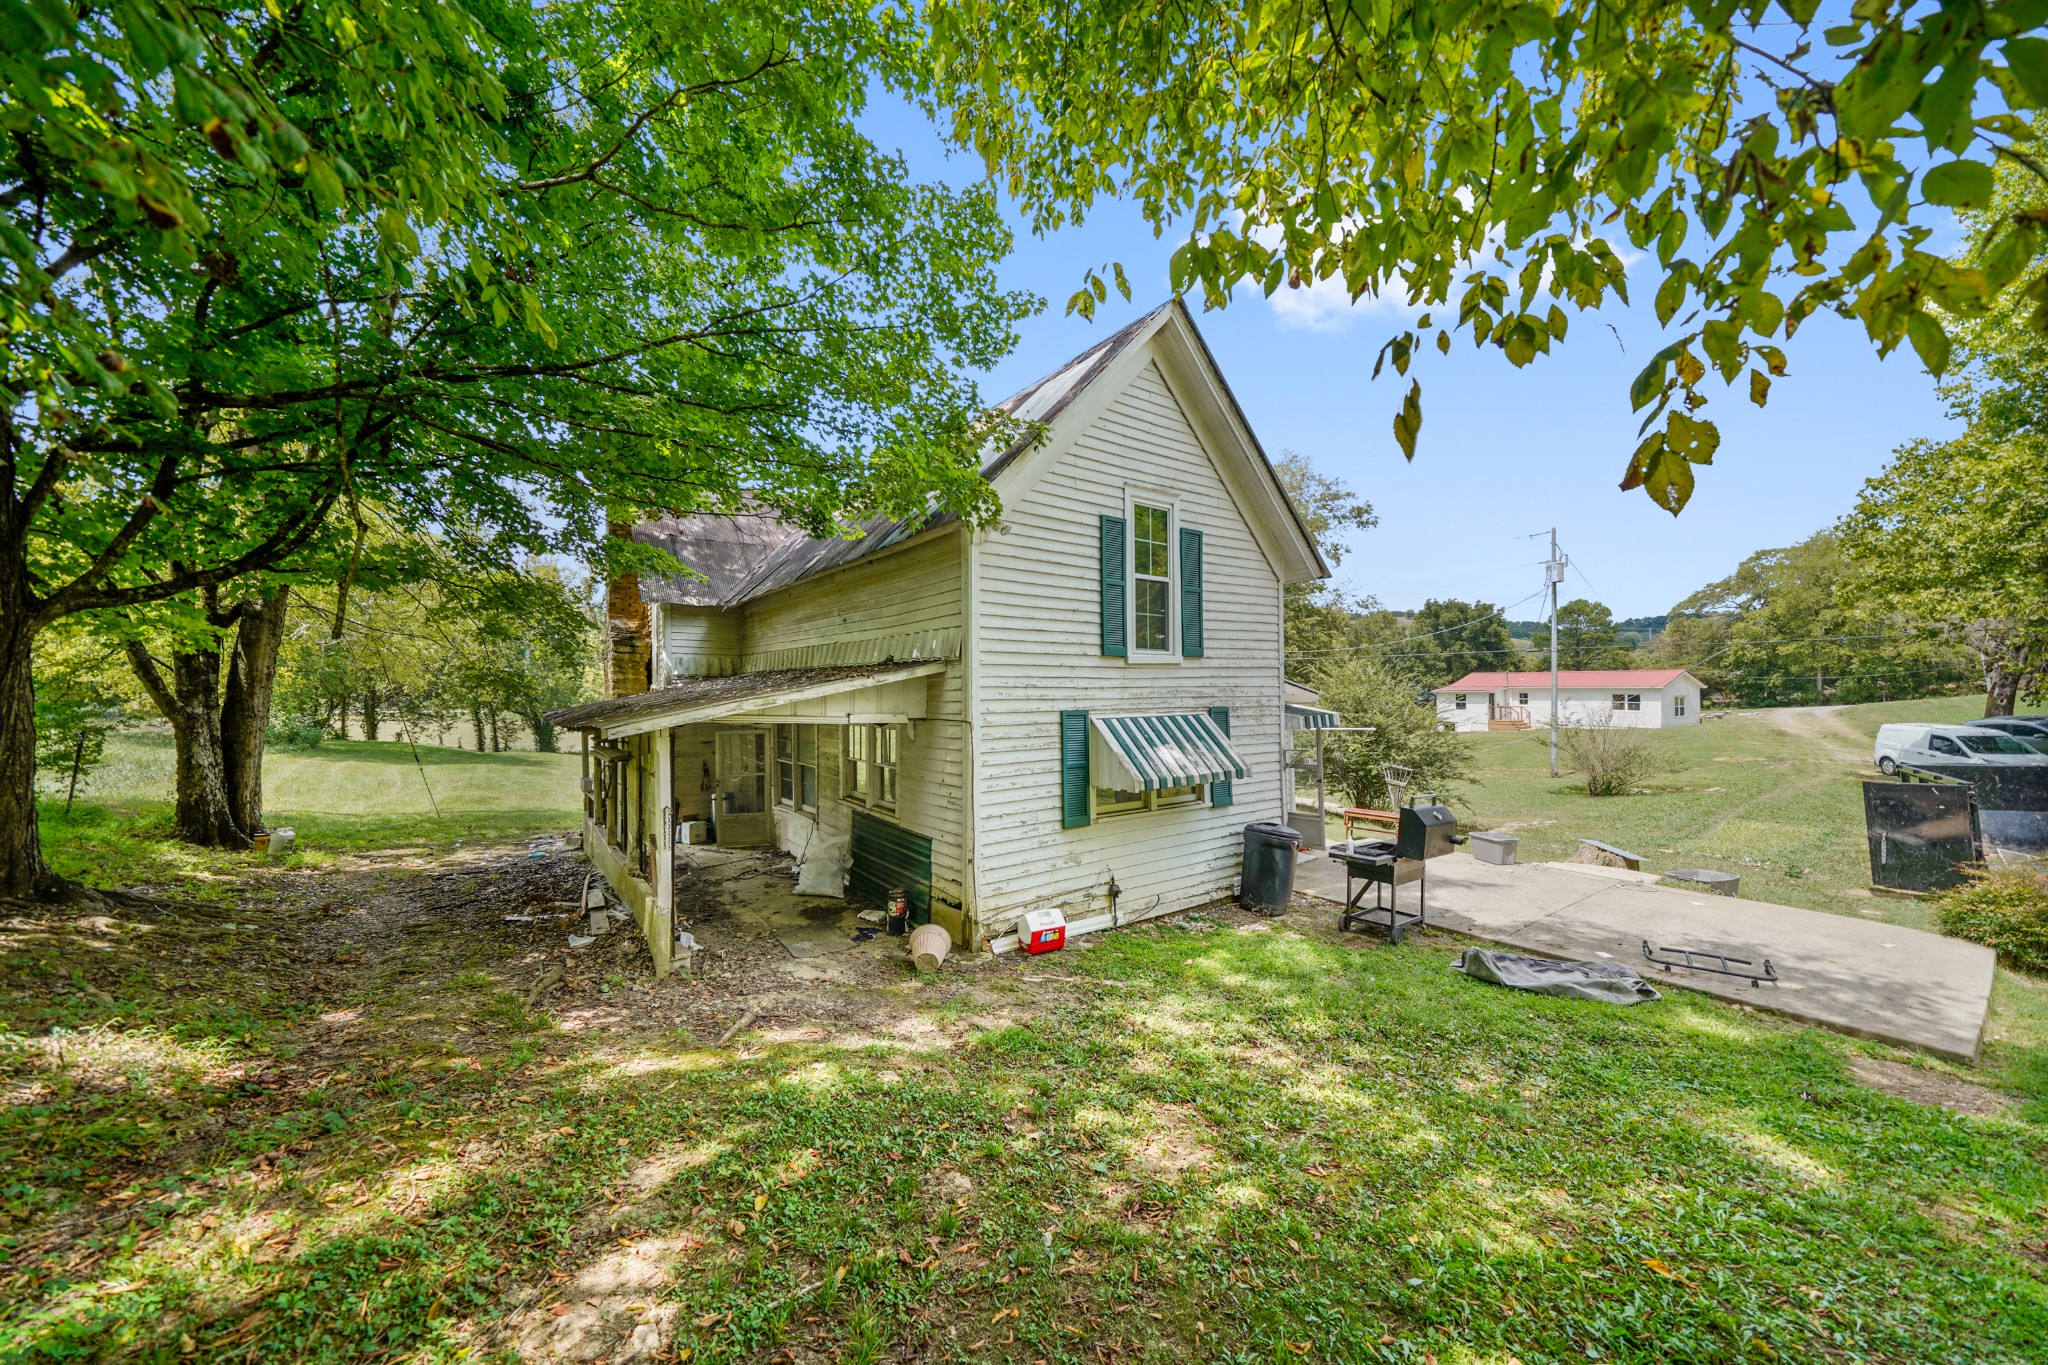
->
{"left": 221, "top": 586, "right": 289, "bottom": 836}
{"left": 489, "top": 710, "right": 501, "bottom": 752}
{"left": 1970, "top": 621, "right": 2033, "bottom": 718}
{"left": 337, "top": 692, "right": 351, "bottom": 741}
{"left": 470, "top": 701, "right": 486, "bottom": 752}
{"left": 0, "top": 545, "right": 58, "bottom": 898}
{"left": 127, "top": 640, "right": 247, "bottom": 848}
{"left": 1986, "top": 666, "right": 2021, "bottom": 718}
{"left": 526, "top": 708, "right": 556, "bottom": 753}
{"left": 362, "top": 685, "right": 382, "bottom": 743}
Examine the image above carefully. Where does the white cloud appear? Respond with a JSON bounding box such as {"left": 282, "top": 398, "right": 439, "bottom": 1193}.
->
{"left": 1266, "top": 271, "right": 1422, "bottom": 332}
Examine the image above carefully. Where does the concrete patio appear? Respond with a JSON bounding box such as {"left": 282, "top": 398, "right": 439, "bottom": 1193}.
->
{"left": 1295, "top": 851, "right": 1997, "bottom": 1061}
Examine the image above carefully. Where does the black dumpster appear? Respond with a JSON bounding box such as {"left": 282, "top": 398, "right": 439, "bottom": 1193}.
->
{"left": 1240, "top": 821, "right": 1302, "bottom": 913}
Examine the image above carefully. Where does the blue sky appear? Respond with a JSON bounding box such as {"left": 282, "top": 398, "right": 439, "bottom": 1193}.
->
{"left": 863, "top": 95, "right": 1962, "bottom": 621}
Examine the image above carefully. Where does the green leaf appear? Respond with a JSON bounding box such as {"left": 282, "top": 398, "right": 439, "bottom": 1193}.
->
{"left": 1392, "top": 380, "right": 1422, "bottom": 461}
{"left": 1906, "top": 311, "right": 1952, "bottom": 375}
{"left": 1666, "top": 412, "right": 1720, "bottom": 464}
{"left": 1921, "top": 160, "right": 1996, "bottom": 208}
{"left": 1630, "top": 341, "right": 1685, "bottom": 411}
{"left": 2003, "top": 37, "right": 2048, "bottom": 106}
{"left": 305, "top": 155, "right": 345, "bottom": 215}
{"left": 1749, "top": 369, "right": 1771, "bottom": 407}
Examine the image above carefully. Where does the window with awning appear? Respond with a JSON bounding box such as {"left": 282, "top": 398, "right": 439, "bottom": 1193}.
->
{"left": 1090, "top": 712, "right": 1248, "bottom": 792}
{"left": 1285, "top": 702, "right": 1339, "bottom": 729}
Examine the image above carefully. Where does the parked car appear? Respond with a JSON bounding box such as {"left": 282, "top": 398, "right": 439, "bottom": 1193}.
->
{"left": 1874, "top": 722, "right": 2048, "bottom": 774}
{"left": 1966, "top": 716, "right": 2048, "bottom": 754}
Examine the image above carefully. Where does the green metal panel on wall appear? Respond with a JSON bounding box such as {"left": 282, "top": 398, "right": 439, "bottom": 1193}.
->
{"left": 849, "top": 809, "right": 934, "bottom": 925}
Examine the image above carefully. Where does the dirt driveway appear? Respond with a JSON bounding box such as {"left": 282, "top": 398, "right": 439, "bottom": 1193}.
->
{"left": 0, "top": 838, "right": 1112, "bottom": 1361}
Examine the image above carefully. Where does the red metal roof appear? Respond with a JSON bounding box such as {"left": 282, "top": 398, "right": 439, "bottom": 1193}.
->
{"left": 1434, "top": 669, "right": 1698, "bottom": 692}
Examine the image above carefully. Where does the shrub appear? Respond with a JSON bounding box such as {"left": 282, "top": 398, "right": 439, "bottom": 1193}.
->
{"left": 1555, "top": 713, "right": 1667, "bottom": 796}
{"left": 266, "top": 716, "right": 326, "bottom": 750}
{"left": 1307, "top": 658, "right": 1472, "bottom": 809}
{"left": 1936, "top": 869, "right": 2048, "bottom": 976}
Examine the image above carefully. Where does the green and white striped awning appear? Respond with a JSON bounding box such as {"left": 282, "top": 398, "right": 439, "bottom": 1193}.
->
{"left": 1090, "top": 713, "right": 1249, "bottom": 792}
{"left": 1285, "top": 702, "right": 1340, "bottom": 729}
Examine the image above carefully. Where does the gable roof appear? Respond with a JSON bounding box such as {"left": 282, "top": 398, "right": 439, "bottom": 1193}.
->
{"left": 1435, "top": 669, "right": 1701, "bottom": 692}
{"left": 632, "top": 299, "right": 1327, "bottom": 606}
{"left": 631, "top": 511, "right": 806, "bottom": 606}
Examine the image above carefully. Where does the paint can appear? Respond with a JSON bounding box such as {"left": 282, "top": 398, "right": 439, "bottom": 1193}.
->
{"left": 885, "top": 888, "right": 909, "bottom": 937}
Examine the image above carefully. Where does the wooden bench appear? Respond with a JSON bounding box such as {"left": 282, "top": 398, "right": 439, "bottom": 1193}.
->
{"left": 1340, "top": 807, "right": 1399, "bottom": 840}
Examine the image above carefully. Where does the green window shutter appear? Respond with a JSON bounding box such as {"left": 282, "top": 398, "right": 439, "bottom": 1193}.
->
{"left": 1099, "top": 514, "right": 1127, "bottom": 657}
{"left": 1180, "top": 527, "right": 1204, "bottom": 658}
{"left": 1060, "top": 710, "right": 1093, "bottom": 828}
{"left": 1208, "top": 705, "right": 1233, "bottom": 807}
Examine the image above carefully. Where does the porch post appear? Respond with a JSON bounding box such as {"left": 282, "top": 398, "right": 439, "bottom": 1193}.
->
{"left": 1316, "top": 726, "right": 1327, "bottom": 845}
{"left": 651, "top": 726, "right": 674, "bottom": 979}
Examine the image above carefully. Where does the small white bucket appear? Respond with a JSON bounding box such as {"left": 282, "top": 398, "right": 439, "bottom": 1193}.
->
{"left": 908, "top": 922, "right": 952, "bottom": 973}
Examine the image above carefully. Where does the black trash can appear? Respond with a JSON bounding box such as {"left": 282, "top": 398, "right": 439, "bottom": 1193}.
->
{"left": 1239, "top": 821, "right": 1302, "bottom": 914}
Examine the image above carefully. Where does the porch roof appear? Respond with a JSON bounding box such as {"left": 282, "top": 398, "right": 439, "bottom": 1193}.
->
{"left": 544, "top": 661, "right": 945, "bottom": 739}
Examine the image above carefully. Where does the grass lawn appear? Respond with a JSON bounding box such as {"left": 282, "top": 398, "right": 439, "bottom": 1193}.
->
{"left": 38, "top": 731, "right": 583, "bottom": 892}
{"left": 1439, "top": 695, "right": 1990, "bottom": 928}
{"left": 1, "top": 846, "right": 2044, "bottom": 1364}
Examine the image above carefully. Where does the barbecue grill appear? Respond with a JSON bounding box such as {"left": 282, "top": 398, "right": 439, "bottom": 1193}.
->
{"left": 1331, "top": 801, "right": 1465, "bottom": 943}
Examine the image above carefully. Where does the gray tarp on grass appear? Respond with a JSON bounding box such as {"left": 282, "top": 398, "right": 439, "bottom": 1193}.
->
{"left": 1452, "top": 948, "right": 1662, "bottom": 1004}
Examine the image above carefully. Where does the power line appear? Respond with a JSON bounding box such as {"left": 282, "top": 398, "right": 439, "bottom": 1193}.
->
{"left": 1285, "top": 588, "right": 1545, "bottom": 658}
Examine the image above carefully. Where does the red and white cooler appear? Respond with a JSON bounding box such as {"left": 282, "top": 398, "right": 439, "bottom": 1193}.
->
{"left": 1019, "top": 907, "right": 1067, "bottom": 954}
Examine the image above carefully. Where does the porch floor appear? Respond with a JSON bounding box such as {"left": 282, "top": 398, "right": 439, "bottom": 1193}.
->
{"left": 674, "top": 847, "right": 886, "bottom": 964}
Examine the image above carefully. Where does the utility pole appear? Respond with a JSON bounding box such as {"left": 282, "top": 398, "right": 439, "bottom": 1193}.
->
{"left": 1547, "top": 529, "right": 1565, "bottom": 778}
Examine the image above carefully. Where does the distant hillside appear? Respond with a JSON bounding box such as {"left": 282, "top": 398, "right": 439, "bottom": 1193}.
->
{"left": 1504, "top": 614, "right": 1668, "bottom": 641}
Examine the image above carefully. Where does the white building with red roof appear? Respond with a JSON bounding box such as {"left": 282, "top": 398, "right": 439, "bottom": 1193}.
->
{"left": 1433, "top": 669, "right": 1704, "bottom": 732}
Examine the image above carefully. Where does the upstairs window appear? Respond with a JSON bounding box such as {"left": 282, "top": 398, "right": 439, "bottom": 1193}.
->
{"left": 1133, "top": 504, "right": 1171, "bottom": 652}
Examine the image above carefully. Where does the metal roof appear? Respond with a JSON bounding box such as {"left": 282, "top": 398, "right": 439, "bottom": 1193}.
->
{"left": 624, "top": 297, "right": 1317, "bottom": 607}
{"left": 631, "top": 511, "right": 806, "bottom": 606}
{"left": 544, "top": 662, "right": 943, "bottom": 736}
{"left": 1436, "top": 669, "right": 1700, "bottom": 692}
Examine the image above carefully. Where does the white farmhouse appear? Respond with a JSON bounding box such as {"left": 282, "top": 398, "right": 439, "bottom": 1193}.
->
{"left": 1434, "top": 669, "right": 1704, "bottom": 733}
{"left": 545, "top": 301, "right": 1333, "bottom": 973}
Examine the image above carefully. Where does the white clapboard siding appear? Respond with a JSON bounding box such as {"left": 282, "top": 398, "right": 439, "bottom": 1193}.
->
{"left": 1437, "top": 685, "right": 1700, "bottom": 731}
{"left": 661, "top": 605, "right": 743, "bottom": 680}
{"left": 743, "top": 531, "right": 972, "bottom": 915}
{"left": 972, "top": 359, "right": 1284, "bottom": 937}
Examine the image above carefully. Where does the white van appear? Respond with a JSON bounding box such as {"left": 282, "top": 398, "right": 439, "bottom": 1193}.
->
{"left": 1874, "top": 722, "right": 2046, "bottom": 774}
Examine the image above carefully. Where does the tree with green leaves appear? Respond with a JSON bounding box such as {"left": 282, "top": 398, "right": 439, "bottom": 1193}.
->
{"left": 1272, "top": 450, "right": 1381, "bottom": 680}
{"left": 1308, "top": 657, "right": 1473, "bottom": 810}
{"left": 1413, "top": 599, "right": 1519, "bottom": 687}
{"left": 1531, "top": 599, "right": 1632, "bottom": 669}
{"left": 914, "top": 1, "right": 2048, "bottom": 511}
{"left": 1662, "top": 530, "right": 1969, "bottom": 705}
{"left": 1834, "top": 139, "right": 2048, "bottom": 715}
{"left": 1839, "top": 435, "right": 2048, "bottom": 713}
{"left": 31, "top": 626, "right": 126, "bottom": 814}
{"left": 2, "top": 1, "right": 1029, "bottom": 898}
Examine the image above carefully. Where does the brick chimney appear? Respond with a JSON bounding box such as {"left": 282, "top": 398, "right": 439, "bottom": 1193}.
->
{"left": 604, "top": 521, "right": 651, "bottom": 699}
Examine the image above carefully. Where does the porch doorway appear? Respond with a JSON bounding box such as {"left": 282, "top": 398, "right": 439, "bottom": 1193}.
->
{"left": 714, "top": 730, "right": 774, "bottom": 846}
